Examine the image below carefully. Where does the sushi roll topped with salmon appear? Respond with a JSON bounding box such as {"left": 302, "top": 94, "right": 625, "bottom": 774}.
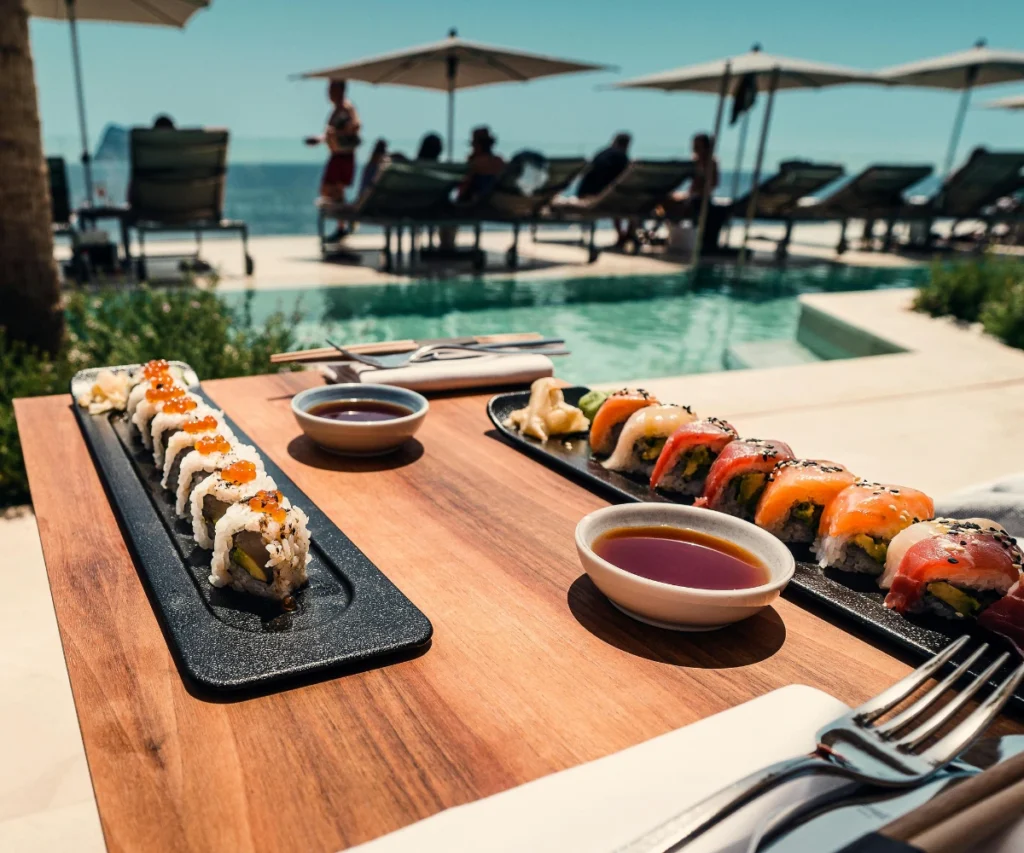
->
{"left": 754, "top": 460, "right": 857, "bottom": 544}
{"left": 589, "top": 389, "right": 659, "bottom": 457}
{"left": 884, "top": 520, "right": 1022, "bottom": 619}
{"left": 650, "top": 417, "right": 738, "bottom": 497}
{"left": 694, "top": 438, "right": 794, "bottom": 521}
{"left": 601, "top": 404, "right": 697, "bottom": 478}
{"left": 815, "top": 482, "right": 934, "bottom": 575}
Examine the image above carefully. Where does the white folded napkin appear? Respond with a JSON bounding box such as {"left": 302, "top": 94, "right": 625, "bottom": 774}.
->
{"left": 319, "top": 352, "right": 554, "bottom": 393}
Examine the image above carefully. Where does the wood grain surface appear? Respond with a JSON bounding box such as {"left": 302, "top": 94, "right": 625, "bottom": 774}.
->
{"left": 15, "top": 372, "right": 1022, "bottom": 853}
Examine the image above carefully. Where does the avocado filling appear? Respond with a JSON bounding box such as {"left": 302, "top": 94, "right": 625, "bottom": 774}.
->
{"left": 633, "top": 436, "right": 668, "bottom": 462}
{"left": 737, "top": 472, "right": 767, "bottom": 508}
{"left": 229, "top": 531, "right": 272, "bottom": 584}
{"left": 677, "top": 445, "right": 713, "bottom": 480}
{"left": 851, "top": 534, "right": 889, "bottom": 564}
{"left": 926, "top": 582, "right": 990, "bottom": 618}
{"left": 790, "top": 501, "right": 823, "bottom": 528}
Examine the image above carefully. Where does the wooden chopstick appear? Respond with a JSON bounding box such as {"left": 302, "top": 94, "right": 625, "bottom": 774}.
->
{"left": 270, "top": 332, "right": 545, "bottom": 364}
{"left": 872, "top": 750, "right": 1024, "bottom": 853}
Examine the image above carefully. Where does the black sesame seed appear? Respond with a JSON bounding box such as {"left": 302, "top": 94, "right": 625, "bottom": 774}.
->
{"left": 947, "top": 557, "right": 959, "bottom": 564}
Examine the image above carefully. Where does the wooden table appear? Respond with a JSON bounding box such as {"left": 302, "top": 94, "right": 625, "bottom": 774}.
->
{"left": 14, "top": 372, "right": 1018, "bottom": 852}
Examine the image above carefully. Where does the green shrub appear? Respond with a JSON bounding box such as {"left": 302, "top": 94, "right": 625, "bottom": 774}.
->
{"left": 981, "top": 280, "right": 1024, "bottom": 350}
{"left": 1, "top": 284, "right": 302, "bottom": 507}
{"left": 913, "top": 257, "right": 1024, "bottom": 323}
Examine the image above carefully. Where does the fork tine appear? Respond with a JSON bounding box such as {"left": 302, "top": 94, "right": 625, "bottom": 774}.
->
{"left": 875, "top": 643, "right": 989, "bottom": 737}
{"left": 895, "top": 652, "right": 1008, "bottom": 749}
{"left": 916, "top": 659, "right": 1024, "bottom": 762}
{"left": 853, "top": 635, "right": 970, "bottom": 722}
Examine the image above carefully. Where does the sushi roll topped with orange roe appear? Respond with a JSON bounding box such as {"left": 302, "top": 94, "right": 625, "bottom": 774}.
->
{"left": 754, "top": 460, "right": 857, "bottom": 544}
{"left": 815, "top": 482, "right": 934, "bottom": 575}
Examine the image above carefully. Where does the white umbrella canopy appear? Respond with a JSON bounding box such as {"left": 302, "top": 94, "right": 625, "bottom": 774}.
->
{"left": 983, "top": 94, "right": 1024, "bottom": 111}
{"left": 878, "top": 40, "right": 1024, "bottom": 175}
{"left": 27, "top": 0, "right": 211, "bottom": 205}
{"left": 297, "top": 29, "right": 613, "bottom": 158}
{"left": 615, "top": 47, "right": 879, "bottom": 265}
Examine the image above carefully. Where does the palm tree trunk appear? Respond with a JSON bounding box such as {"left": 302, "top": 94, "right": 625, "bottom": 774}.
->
{"left": 0, "top": 0, "right": 64, "bottom": 355}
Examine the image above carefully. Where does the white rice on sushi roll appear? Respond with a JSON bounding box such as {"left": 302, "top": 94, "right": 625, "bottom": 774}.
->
{"left": 190, "top": 466, "right": 277, "bottom": 549}
{"left": 174, "top": 436, "right": 263, "bottom": 516}
{"left": 161, "top": 415, "right": 236, "bottom": 491}
{"left": 131, "top": 381, "right": 189, "bottom": 449}
{"left": 125, "top": 360, "right": 185, "bottom": 417}
{"left": 150, "top": 394, "right": 212, "bottom": 466}
{"left": 210, "top": 489, "right": 310, "bottom": 607}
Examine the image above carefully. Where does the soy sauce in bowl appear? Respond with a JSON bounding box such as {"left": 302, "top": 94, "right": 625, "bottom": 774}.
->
{"left": 592, "top": 525, "right": 769, "bottom": 590}
{"left": 308, "top": 399, "right": 413, "bottom": 423}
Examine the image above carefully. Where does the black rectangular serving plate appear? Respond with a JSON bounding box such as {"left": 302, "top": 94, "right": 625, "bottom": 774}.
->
{"left": 488, "top": 386, "right": 1024, "bottom": 711}
{"left": 73, "top": 386, "right": 432, "bottom": 694}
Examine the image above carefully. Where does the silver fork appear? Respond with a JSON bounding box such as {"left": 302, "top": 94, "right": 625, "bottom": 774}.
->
{"left": 326, "top": 338, "right": 568, "bottom": 369}
{"left": 618, "top": 636, "right": 1024, "bottom": 853}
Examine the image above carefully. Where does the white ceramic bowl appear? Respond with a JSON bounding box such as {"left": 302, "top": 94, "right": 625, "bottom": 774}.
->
{"left": 575, "top": 503, "right": 795, "bottom": 631}
{"left": 291, "top": 384, "right": 428, "bottom": 456}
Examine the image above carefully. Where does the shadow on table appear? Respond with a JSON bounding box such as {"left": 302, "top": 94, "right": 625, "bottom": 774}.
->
{"left": 567, "top": 574, "right": 786, "bottom": 668}
{"left": 285, "top": 434, "right": 424, "bottom": 472}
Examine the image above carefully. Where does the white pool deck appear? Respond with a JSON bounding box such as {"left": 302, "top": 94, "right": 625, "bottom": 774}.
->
{"left": 7, "top": 226, "right": 1024, "bottom": 850}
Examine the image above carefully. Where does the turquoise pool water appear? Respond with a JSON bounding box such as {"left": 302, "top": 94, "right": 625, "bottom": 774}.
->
{"left": 229, "top": 265, "right": 927, "bottom": 385}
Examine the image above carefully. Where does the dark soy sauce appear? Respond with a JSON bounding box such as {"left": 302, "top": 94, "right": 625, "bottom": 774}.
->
{"left": 308, "top": 399, "right": 413, "bottom": 423}
{"left": 593, "top": 525, "right": 770, "bottom": 590}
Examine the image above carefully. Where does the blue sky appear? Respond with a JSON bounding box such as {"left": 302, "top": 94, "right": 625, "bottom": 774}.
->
{"left": 28, "top": 0, "right": 1024, "bottom": 170}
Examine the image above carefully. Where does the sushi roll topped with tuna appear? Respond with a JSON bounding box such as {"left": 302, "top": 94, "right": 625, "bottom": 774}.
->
{"left": 754, "top": 460, "right": 857, "bottom": 544}
{"left": 694, "top": 438, "right": 794, "bottom": 520}
{"left": 815, "top": 482, "right": 934, "bottom": 576}
{"left": 649, "top": 417, "right": 738, "bottom": 497}
{"left": 602, "top": 404, "right": 697, "bottom": 478}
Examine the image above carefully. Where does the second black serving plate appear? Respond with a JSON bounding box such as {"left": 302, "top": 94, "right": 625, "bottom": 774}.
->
{"left": 488, "top": 386, "right": 1024, "bottom": 711}
{"left": 73, "top": 373, "right": 432, "bottom": 694}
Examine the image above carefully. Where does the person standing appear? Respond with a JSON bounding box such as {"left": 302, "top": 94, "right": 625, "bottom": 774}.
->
{"left": 306, "top": 79, "right": 361, "bottom": 243}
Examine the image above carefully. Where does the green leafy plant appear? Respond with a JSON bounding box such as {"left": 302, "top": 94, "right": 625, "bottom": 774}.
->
{"left": 913, "top": 257, "right": 1024, "bottom": 323}
{"left": 981, "top": 280, "right": 1024, "bottom": 350}
{"left": 1, "top": 284, "right": 303, "bottom": 507}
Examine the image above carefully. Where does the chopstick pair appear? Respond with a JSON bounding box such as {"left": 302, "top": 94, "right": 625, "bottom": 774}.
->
{"left": 839, "top": 750, "right": 1024, "bottom": 853}
{"left": 270, "top": 332, "right": 548, "bottom": 365}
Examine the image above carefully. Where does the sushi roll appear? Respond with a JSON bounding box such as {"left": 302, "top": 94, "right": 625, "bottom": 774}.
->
{"left": 150, "top": 394, "right": 211, "bottom": 466}
{"left": 174, "top": 433, "right": 264, "bottom": 516}
{"left": 754, "top": 460, "right": 857, "bottom": 544}
{"left": 189, "top": 460, "right": 277, "bottom": 549}
{"left": 979, "top": 577, "right": 1024, "bottom": 648}
{"left": 649, "top": 417, "right": 738, "bottom": 497}
{"left": 880, "top": 517, "right": 1010, "bottom": 589}
{"left": 694, "top": 438, "right": 794, "bottom": 520}
{"left": 602, "top": 404, "right": 697, "bottom": 478}
{"left": 211, "top": 489, "right": 310, "bottom": 608}
{"left": 589, "top": 389, "right": 659, "bottom": 456}
{"left": 131, "top": 376, "right": 187, "bottom": 448}
{"left": 126, "top": 360, "right": 176, "bottom": 417}
{"left": 815, "top": 482, "right": 934, "bottom": 576}
{"left": 161, "top": 413, "right": 236, "bottom": 491}
{"left": 883, "top": 521, "right": 1022, "bottom": 619}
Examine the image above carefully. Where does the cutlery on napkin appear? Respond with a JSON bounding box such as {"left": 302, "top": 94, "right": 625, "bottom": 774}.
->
{"left": 320, "top": 352, "right": 556, "bottom": 392}
{"left": 271, "top": 332, "right": 547, "bottom": 365}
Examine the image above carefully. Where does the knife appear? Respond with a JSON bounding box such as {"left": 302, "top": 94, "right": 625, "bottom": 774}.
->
{"left": 756, "top": 736, "right": 1024, "bottom": 853}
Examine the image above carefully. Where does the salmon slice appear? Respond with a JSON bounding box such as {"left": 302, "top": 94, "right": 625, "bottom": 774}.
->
{"left": 754, "top": 460, "right": 857, "bottom": 543}
{"left": 649, "top": 417, "right": 738, "bottom": 495}
{"left": 589, "top": 389, "right": 659, "bottom": 456}
{"left": 819, "top": 482, "right": 934, "bottom": 541}
{"left": 885, "top": 526, "right": 1022, "bottom": 616}
{"left": 694, "top": 439, "right": 795, "bottom": 520}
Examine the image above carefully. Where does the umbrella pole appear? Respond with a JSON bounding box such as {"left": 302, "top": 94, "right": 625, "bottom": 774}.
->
{"left": 446, "top": 51, "right": 458, "bottom": 162}
{"left": 722, "top": 108, "right": 751, "bottom": 246}
{"left": 65, "top": 0, "right": 94, "bottom": 207}
{"left": 739, "top": 66, "right": 779, "bottom": 266}
{"left": 942, "top": 83, "right": 974, "bottom": 177}
{"left": 691, "top": 63, "right": 731, "bottom": 272}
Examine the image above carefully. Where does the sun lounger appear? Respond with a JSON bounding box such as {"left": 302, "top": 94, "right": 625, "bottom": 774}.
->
{"left": 546, "top": 159, "right": 696, "bottom": 261}
{"left": 803, "top": 164, "right": 933, "bottom": 253}
{"left": 127, "top": 128, "right": 252, "bottom": 279}
{"left": 899, "top": 149, "right": 1024, "bottom": 247}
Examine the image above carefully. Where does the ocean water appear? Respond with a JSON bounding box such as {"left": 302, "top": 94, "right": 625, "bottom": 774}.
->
{"left": 224, "top": 265, "right": 928, "bottom": 385}
{"left": 60, "top": 161, "right": 944, "bottom": 239}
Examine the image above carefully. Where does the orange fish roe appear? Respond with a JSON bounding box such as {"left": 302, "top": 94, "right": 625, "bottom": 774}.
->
{"left": 220, "top": 460, "right": 258, "bottom": 485}
{"left": 249, "top": 490, "right": 287, "bottom": 523}
{"left": 145, "top": 382, "right": 185, "bottom": 404}
{"left": 183, "top": 415, "right": 219, "bottom": 434}
{"left": 140, "top": 359, "right": 170, "bottom": 379}
{"left": 161, "top": 396, "right": 198, "bottom": 415}
{"left": 195, "top": 434, "right": 232, "bottom": 455}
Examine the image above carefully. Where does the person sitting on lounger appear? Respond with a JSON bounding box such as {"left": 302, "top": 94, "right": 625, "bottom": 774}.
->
{"left": 359, "top": 138, "right": 389, "bottom": 196}
{"left": 456, "top": 126, "right": 505, "bottom": 203}
{"left": 305, "top": 80, "right": 362, "bottom": 242}
{"left": 152, "top": 114, "right": 176, "bottom": 130}
{"left": 417, "top": 133, "right": 443, "bottom": 162}
{"left": 578, "top": 132, "right": 632, "bottom": 244}
{"left": 662, "top": 132, "right": 720, "bottom": 221}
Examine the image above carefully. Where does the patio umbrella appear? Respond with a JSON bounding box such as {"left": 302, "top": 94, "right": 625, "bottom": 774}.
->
{"left": 296, "top": 29, "right": 613, "bottom": 160}
{"left": 984, "top": 94, "right": 1024, "bottom": 111}
{"left": 25, "top": 0, "right": 211, "bottom": 206}
{"left": 878, "top": 40, "right": 1024, "bottom": 176}
{"left": 614, "top": 47, "right": 878, "bottom": 265}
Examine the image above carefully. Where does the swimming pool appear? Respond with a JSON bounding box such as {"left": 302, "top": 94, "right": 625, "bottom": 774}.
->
{"left": 229, "top": 265, "right": 928, "bottom": 385}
